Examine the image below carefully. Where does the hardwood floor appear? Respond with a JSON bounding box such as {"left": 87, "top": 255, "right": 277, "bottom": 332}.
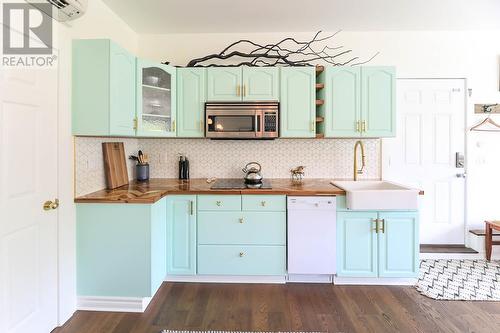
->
{"left": 55, "top": 282, "right": 500, "bottom": 333}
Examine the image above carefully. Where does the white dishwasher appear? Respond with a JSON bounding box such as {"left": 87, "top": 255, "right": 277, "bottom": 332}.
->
{"left": 287, "top": 196, "right": 336, "bottom": 281}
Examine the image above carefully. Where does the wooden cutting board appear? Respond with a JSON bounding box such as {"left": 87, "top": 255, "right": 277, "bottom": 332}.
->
{"left": 102, "top": 142, "right": 129, "bottom": 189}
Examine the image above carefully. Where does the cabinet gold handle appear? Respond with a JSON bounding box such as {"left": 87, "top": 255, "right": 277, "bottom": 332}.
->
{"left": 43, "top": 199, "right": 59, "bottom": 211}
{"left": 236, "top": 85, "right": 240, "bottom": 96}
{"left": 216, "top": 201, "right": 222, "bottom": 206}
{"left": 133, "top": 117, "right": 138, "bottom": 130}
{"left": 200, "top": 120, "right": 204, "bottom": 132}
{"left": 261, "top": 201, "right": 266, "bottom": 207}
{"left": 310, "top": 121, "right": 315, "bottom": 132}
{"left": 380, "top": 218, "right": 385, "bottom": 233}
{"left": 372, "top": 218, "right": 379, "bottom": 233}
{"left": 239, "top": 252, "right": 244, "bottom": 257}
{"left": 356, "top": 121, "right": 360, "bottom": 132}
{"left": 189, "top": 201, "right": 194, "bottom": 215}
{"left": 243, "top": 85, "right": 246, "bottom": 97}
{"left": 172, "top": 120, "right": 176, "bottom": 132}
{"left": 362, "top": 120, "right": 366, "bottom": 133}
{"left": 239, "top": 218, "right": 244, "bottom": 224}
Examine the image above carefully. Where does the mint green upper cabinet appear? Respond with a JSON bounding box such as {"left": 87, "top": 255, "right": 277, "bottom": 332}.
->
{"left": 72, "top": 39, "right": 136, "bottom": 136}
{"left": 337, "top": 211, "right": 378, "bottom": 277}
{"left": 177, "top": 68, "right": 206, "bottom": 137}
{"left": 322, "top": 67, "right": 361, "bottom": 137}
{"left": 242, "top": 67, "right": 279, "bottom": 101}
{"left": 166, "top": 195, "right": 197, "bottom": 275}
{"left": 136, "top": 59, "right": 177, "bottom": 137}
{"left": 280, "top": 67, "right": 316, "bottom": 138}
{"left": 378, "top": 212, "right": 419, "bottom": 278}
{"left": 207, "top": 67, "right": 242, "bottom": 101}
{"left": 361, "top": 67, "right": 396, "bottom": 137}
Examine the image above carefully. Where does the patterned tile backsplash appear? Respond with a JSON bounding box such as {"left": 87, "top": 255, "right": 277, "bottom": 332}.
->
{"left": 75, "top": 137, "right": 381, "bottom": 196}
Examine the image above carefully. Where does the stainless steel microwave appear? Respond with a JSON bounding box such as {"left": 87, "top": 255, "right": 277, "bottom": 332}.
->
{"left": 205, "top": 102, "right": 279, "bottom": 139}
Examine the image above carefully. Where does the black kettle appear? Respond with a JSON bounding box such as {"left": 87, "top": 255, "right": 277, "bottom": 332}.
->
{"left": 242, "top": 162, "right": 263, "bottom": 185}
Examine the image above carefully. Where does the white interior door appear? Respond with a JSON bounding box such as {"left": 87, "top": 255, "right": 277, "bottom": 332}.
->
{"left": 383, "top": 79, "right": 466, "bottom": 245}
{"left": 0, "top": 65, "right": 59, "bottom": 332}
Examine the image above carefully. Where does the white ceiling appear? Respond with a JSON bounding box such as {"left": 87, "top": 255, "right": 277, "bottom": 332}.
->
{"left": 102, "top": 0, "right": 500, "bottom": 34}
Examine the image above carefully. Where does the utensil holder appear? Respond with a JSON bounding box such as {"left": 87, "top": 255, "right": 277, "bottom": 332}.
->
{"left": 136, "top": 163, "right": 149, "bottom": 181}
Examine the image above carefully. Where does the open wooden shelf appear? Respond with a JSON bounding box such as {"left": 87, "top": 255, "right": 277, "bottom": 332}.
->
{"left": 316, "top": 116, "right": 324, "bottom": 123}
{"left": 316, "top": 65, "right": 324, "bottom": 74}
{"left": 316, "top": 83, "right": 324, "bottom": 90}
{"left": 316, "top": 99, "right": 324, "bottom": 106}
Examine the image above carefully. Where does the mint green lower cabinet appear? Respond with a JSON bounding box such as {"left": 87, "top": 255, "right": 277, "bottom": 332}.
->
{"left": 177, "top": 68, "right": 206, "bottom": 137}
{"left": 76, "top": 198, "right": 167, "bottom": 298}
{"left": 241, "top": 194, "right": 286, "bottom": 212}
{"left": 280, "top": 67, "right": 316, "bottom": 138}
{"left": 198, "top": 211, "right": 286, "bottom": 245}
{"left": 166, "top": 195, "right": 197, "bottom": 275}
{"left": 198, "top": 245, "right": 286, "bottom": 275}
{"left": 337, "top": 211, "right": 378, "bottom": 277}
{"left": 378, "top": 212, "right": 419, "bottom": 277}
{"left": 337, "top": 208, "right": 419, "bottom": 278}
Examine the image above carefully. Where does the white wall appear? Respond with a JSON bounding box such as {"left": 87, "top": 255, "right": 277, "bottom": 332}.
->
{"left": 138, "top": 31, "right": 500, "bottom": 230}
{"left": 54, "top": 0, "right": 138, "bottom": 325}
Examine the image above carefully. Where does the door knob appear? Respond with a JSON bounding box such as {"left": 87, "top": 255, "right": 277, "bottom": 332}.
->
{"left": 43, "top": 199, "right": 59, "bottom": 211}
{"left": 456, "top": 173, "right": 467, "bottom": 178}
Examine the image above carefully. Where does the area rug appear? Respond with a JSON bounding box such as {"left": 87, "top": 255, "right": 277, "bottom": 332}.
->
{"left": 416, "top": 259, "right": 500, "bottom": 301}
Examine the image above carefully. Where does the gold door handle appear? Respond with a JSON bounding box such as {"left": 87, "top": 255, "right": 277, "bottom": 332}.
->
{"left": 133, "top": 117, "right": 138, "bottom": 130}
{"left": 239, "top": 218, "right": 244, "bottom": 224}
{"left": 371, "top": 218, "right": 379, "bottom": 233}
{"left": 43, "top": 199, "right": 59, "bottom": 211}
{"left": 380, "top": 218, "right": 385, "bottom": 233}
{"left": 239, "top": 252, "right": 244, "bottom": 257}
{"left": 236, "top": 85, "right": 240, "bottom": 96}
{"left": 310, "top": 121, "right": 315, "bottom": 132}
{"left": 216, "top": 201, "right": 222, "bottom": 206}
{"left": 189, "top": 201, "right": 194, "bottom": 215}
{"left": 261, "top": 201, "right": 266, "bottom": 207}
{"left": 243, "top": 85, "right": 246, "bottom": 97}
{"left": 200, "top": 120, "right": 204, "bottom": 132}
{"left": 356, "top": 121, "right": 361, "bottom": 132}
{"left": 361, "top": 120, "right": 366, "bottom": 133}
{"left": 172, "top": 120, "right": 176, "bottom": 132}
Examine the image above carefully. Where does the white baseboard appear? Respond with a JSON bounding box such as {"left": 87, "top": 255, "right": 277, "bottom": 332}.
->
{"left": 286, "top": 274, "right": 333, "bottom": 283}
{"left": 334, "top": 276, "right": 417, "bottom": 285}
{"left": 77, "top": 296, "right": 152, "bottom": 313}
{"left": 165, "top": 275, "right": 286, "bottom": 284}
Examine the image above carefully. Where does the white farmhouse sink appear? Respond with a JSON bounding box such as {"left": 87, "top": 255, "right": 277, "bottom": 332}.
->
{"left": 332, "top": 180, "right": 419, "bottom": 210}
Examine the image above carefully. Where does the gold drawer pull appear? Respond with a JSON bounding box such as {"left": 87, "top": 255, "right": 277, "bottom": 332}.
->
{"left": 380, "top": 218, "right": 385, "bottom": 233}
{"left": 239, "top": 252, "right": 244, "bottom": 257}
{"left": 362, "top": 120, "right": 366, "bottom": 133}
{"left": 239, "top": 218, "right": 244, "bottom": 224}
{"left": 216, "top": 201, "right": 222, "bottom": 206}
{"left": 261, "top": 201, "right": 266, "bottom": 207}
{"left": 371, "top": 219, "right": 379, "bottom": 233}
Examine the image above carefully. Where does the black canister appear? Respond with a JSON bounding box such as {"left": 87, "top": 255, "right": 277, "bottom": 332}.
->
{"left": 136, "top": 163, "right": 149, "bottom": 181}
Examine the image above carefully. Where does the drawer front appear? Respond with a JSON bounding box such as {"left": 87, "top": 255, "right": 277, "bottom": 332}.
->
{"left": 198, "top": 245, "right": 286, "bottom": 275}
{"left": 197, "top": 195, "right": 241, "bottom": 211}
{"left": 242, "top": 195, "right": 286, "bottom": 212}
{"left": 198, "top": 211, "right": 286, "bottom": 245}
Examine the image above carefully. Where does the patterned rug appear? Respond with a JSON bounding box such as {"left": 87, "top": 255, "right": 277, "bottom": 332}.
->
{"left": 416, "top": 259, "right": 500, "bottom": 301}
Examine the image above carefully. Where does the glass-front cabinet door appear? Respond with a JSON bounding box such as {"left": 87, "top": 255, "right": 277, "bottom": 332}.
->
{"left": 136, "top": 59, "right": 177, "bottom": 137}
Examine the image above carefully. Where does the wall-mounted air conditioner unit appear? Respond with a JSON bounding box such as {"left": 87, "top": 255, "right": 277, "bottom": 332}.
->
{"left": 25, "top": 0, "right": 87, "bottom": 22}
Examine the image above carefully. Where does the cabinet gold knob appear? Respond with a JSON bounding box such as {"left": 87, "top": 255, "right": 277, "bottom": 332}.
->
{"left": 239, "top": 218, "right": 244, "bottom": 224}
{"left": 216, "top": 201, "right": 222, "bottom": 206}
{"left": 261, "top": 201, "right": 266, "bottom": 207}
{"left": 43, "top": 199, "right": 59, "bottom": 211}
{"left": 239, "top": 252, "right": 244, "bottom": 257}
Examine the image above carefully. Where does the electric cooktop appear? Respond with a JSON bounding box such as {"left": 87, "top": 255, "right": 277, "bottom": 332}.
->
{"left": 210, "top": 178, "right": 272, "bottom": 189}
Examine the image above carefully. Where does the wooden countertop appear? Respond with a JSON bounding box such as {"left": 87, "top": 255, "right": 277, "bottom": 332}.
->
{"left": 74, "top": 178, "right": 347, "bottom": 204}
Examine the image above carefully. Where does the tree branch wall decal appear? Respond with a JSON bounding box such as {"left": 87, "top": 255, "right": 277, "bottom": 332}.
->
{"left": 181, "top": 31, "right": 379, "bottom": 67}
